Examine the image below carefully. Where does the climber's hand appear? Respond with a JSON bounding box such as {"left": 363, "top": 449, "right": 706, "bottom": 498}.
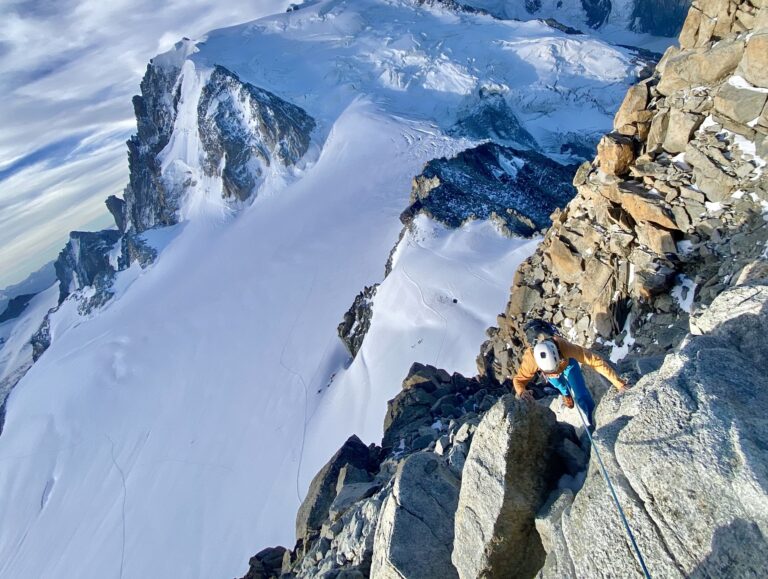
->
{"left": 517, "top": 390, "right": 535, "bottom": 402}
{"left": 617, "top": 382, "right": 630, "bottom": 392}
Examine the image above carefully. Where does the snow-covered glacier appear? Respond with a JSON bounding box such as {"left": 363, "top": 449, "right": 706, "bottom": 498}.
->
{"left": 0, "top": 0, "right": 664, "bottom": 577}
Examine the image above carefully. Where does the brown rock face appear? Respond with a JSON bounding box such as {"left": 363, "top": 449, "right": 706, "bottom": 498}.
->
{"left": 614, "top": 84, "right": 650, "bottom": 132}
{"left": 740, "top": 32, "right": 768, "bottom": 88}
{"left": 663, "top": 110, "right": 703, "bottom": 153}
{"left": 597, "top": 133, "right": 635, "bottom": 175}
{"left": 678, "top": 6, "right": 705, "bottom": 48}
{"left": 636, "top": 222, "right": 677, "bottom": 254}
{"left": 714, "top": 81, "right": 768, "bottom": 124}
{"left": 581, "top": 257, "right": 614, "bottom": 303}
{"left": 547, "top": 236, "right": 582, "bottom": 283}
{"left": 606, "top": 180, "right": 679, "bottom": 230}
{"left": 476, "top": 0, "right": 768, "bottom": 386}
{"left": 657, "top": 38, "right": 744, "bottom": 95}
{"left": 646, "top": 111, "right": 670, "bottom": 152}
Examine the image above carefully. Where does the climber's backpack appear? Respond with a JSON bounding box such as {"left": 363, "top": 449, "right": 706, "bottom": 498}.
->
{"left": 523, "top": 318, "right": 560, "bottom": 346}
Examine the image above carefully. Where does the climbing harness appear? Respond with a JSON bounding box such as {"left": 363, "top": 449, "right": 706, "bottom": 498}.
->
{"left": 565, "top": 382, "right": 653, "bottom": 579}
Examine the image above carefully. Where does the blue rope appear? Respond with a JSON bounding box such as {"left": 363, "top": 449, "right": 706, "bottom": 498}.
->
{"left": 566, "top": 386, "right": 653, "bottom": 579}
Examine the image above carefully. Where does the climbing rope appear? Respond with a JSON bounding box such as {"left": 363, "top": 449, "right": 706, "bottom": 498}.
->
{"left": 565, "top": 385, "right": 653, "bottom": 579}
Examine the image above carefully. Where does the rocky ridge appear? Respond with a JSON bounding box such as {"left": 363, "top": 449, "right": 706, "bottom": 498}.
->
{"left": 479, "top": 0, "right": 768, "bottom": 386}
{"left": 25, "top": 50, "right": 317, "bottom": 362}
{"left": 56, "top": 47, "right": 316, "bottom": 307}
{"left": 337, "top": 286, "right": 379, "bottom": 358}
{"left": 460, "top": 0, "right": 691, "bottom": 36}
{"left": 401, "top": 143, "right": 579, "bottom": 236}
{"left": 0, "top": 294, "right": 36, "bottom": 324}
{"left": 198, "top": 66, "right": 315, "bottom": 202}
{"left": 240, "top": 0, "right": 768, "bottom": 577}
{"left": 240, "top": 363, "right": 587, "bottom": 579}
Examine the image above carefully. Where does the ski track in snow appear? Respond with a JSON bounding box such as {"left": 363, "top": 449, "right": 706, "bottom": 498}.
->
{"left": 400, "top": 262, "right": 449, "bottom": 368}
{"left": 107, "top": 435, "right": 127, "bottom": 579}
{"left": 277, "top": 269, "right": 318, "bottom": 504}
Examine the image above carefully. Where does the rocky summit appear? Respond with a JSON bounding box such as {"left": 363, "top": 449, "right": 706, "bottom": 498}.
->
{"left": 401, "top": 143, "right": 579, "bottom": 237}
{"left": 241, "top": 0, "right": 768, "bottom": 577}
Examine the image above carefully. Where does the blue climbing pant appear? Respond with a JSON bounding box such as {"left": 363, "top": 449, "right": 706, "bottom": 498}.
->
{"left": 546, "top": 358, "right": 595, "bottom": 426}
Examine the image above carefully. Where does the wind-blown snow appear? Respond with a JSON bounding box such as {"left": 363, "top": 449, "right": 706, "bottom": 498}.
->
{"left": 0, "top": 0, "right": 647, "bottom": 577}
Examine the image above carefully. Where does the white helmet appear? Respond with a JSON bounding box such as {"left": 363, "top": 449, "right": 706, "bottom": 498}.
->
{"left": 534, "top": 340, "right": 561, "bottom": 373}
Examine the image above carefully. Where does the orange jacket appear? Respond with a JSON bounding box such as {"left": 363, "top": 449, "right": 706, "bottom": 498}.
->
{"left": 512, "top": 336, "right": 625, "bottom": 395}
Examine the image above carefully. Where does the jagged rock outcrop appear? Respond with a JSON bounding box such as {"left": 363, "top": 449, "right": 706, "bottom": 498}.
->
{"left": 382, "top": 363, "right": 502, "bottom": 454}
{"left": 241, "top": 360, "right": 581, "bottom": 579}
{"left": 198, "top": 66, "right": 316, "bottom": 201}
{"left": 452, "top": 89, "right": 539, "bottom": 149}
{"left": 243, "top": 547, "right": 288, "bottom": 579}
{"left": 123, "top": 42, "right": 190, "bottom": 234}
{"left": 54, "top": 230, "right": 122, "bottom": 305}
{"left": 241, "top": 364, "right": 509, "bottom": 579}
{"left": 105, "top": 195, "right": 128, "bottom": 234}
{"left": 123, "top": 55, "right": 316, "bottom": 233}
{"left": 295, "top": 435, "right": 378, "bottom": 545}
{"left": 453, "top": 396, "right": 556, "bottom": 579}
{"left": 401, "top": 143, "right": 578, "bottom": 236}
{"left": 479, "top": 0, "right": 768, "bottom": 384}
{"left": 537, "top": 281, "right": 768, "bottom": 578}
{"left": 371, "top": 452, "right": 460, "bottom": 579}
{"left": 118, "top": 233, "right": 158, "bottom": 270}
{"left": 337, "top": 285, "right": 378, "bottom": 358}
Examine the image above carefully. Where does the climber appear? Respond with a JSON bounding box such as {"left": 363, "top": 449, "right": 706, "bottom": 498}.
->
{"left": 511, "top": 319, "right": 628, "bottom": 425}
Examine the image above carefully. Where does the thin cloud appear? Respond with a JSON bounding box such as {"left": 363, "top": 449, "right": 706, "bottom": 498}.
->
{"left": 0, "top": 132, "right": 90, "bottom": 182}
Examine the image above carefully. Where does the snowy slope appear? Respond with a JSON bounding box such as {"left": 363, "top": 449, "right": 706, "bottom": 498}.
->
{"left": 301, "top": 215, "right": 539, "bottom": 478}
{"left": 0, "top": 1, "right": 648, "bottom": 577}
{"left": 0, "top": 285, "right": 58, "bottom": 424}
{"left": 0, "top": 102, "right": 476, "bottom": 579}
